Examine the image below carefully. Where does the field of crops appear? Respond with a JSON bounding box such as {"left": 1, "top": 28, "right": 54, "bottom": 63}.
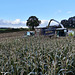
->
{"left": 0, "top": 35, "right": 75, "bottom": 75}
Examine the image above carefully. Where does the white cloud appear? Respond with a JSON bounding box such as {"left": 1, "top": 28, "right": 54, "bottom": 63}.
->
{"left": 40, "top": 20, "right": 49, "bottom": 27}
{"left": 58, "top": 10, "right": 62, "bottom": 13}
{"left": 0, "top": 19, "right": 27, "bottom": 28}
{"left": 11, "top": 19, "right": 21, "bottom": 24}
{"left": 67, "top": 11, "right": 72, "bottom": 14}
{"left": 38, "top": 20, "right": 59, "bottom": 27}
{"left": 54, "top": 10, "right": 62, "bottom": 15}
{"left": 0, "top": 19, "right": 59, "bottom": 28}
{"left": 55, "top": 10, "right": 62, "bottom": 14}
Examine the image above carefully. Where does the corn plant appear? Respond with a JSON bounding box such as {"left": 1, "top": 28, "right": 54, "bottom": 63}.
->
{"left": 0, "top": 36, "right": 75, "bottom": 75}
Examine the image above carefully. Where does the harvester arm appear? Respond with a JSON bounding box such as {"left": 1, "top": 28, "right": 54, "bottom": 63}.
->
{"left": 48, "top": 19, "right": 64, "bottom": 28}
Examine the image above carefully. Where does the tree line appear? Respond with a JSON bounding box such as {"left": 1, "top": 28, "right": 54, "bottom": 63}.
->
{"left": 61, "top": 16, "right": 75, "bottom": 28}
{"left": 26, "top": 16, "right": 75, "bottom": 30}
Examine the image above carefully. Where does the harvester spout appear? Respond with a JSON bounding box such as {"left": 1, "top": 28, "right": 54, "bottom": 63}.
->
{"left": 48, "top": 19, "right": 65, "bottom": 28}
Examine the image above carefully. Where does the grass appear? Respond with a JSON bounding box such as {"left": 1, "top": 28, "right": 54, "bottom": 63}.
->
{"left": 0, "top": 36, "right": 75, "bottom": 75}
{"left": 0, "top": 28, "right": 29, "bottom": 33}
{"left": 0, "top": 29, "right": 7, "bottom": 31}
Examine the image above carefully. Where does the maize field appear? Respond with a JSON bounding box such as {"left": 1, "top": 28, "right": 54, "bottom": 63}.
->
{"left": 0, "top": 35, "right": 75, "bottom": 75}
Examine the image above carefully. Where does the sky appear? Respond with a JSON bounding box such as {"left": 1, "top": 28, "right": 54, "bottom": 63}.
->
{"left": 0, "top": 0, "right": 75, "bottom": 28}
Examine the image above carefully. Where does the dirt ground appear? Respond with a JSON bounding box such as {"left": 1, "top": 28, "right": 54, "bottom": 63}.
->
{"left": 0, "top": 28, "right": 75, "bottom": 41}
{"left": 0, "top": 31, "right": 26, "bottom": 39}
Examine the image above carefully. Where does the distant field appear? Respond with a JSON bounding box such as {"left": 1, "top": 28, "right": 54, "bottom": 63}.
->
{"left": 0, "top": 29, "right": 7, "bottom": 30}
{"left": 0, "top": 28, "right": 28, "bottom": 33}
{"left": 0, "top": 31, "right": 26, "bottom": 40}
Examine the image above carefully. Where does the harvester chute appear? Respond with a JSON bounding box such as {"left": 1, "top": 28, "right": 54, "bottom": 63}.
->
{"left": 48, "top": 19, "right": 64, "bottom": 28}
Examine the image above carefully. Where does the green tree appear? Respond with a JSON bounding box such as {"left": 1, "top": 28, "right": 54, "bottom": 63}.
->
{"left": 26, "top": 16, "right": 41, "bottom": 30}
{"left": 61, "top": 19, "right": 69, "bottom": 28}
{"left": 61, "top": 16, "right": 75, "bottom": 28}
